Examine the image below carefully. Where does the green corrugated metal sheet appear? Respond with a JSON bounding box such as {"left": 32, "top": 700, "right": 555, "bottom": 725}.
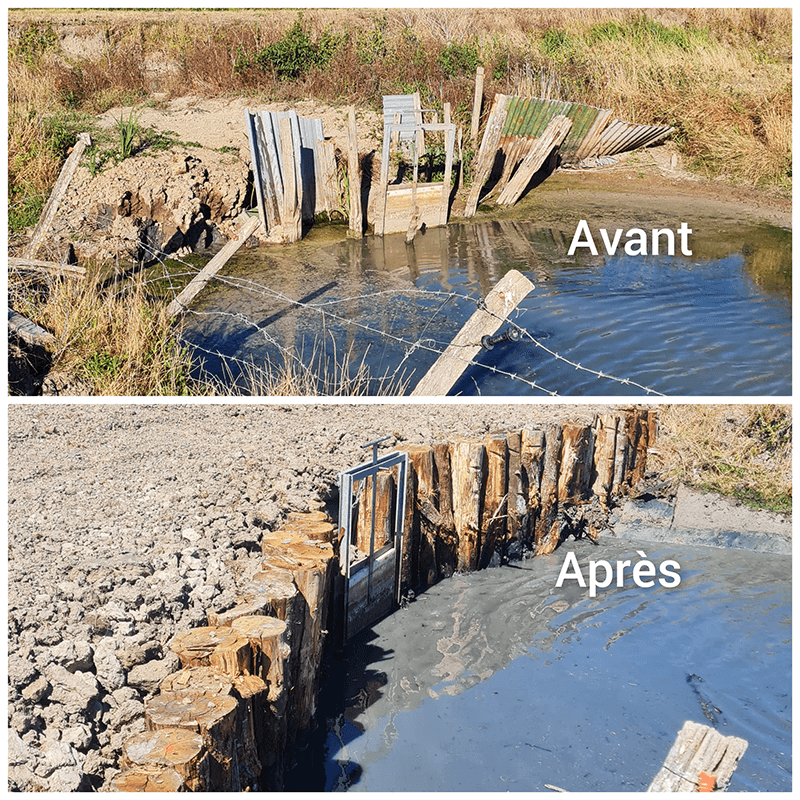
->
{"left": 498, "top": 95, "right": 672, "bottom": 161}
{"left": 501, "top": 97, "right": 605, "bottom": 157}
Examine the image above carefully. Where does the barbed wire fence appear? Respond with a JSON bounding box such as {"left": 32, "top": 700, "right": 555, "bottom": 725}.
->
{"left": 12, "top": 210, "right": 665, "bottom": 397}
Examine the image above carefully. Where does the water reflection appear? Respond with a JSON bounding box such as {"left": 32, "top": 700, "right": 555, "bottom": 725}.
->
{"left": 182, "top": 218, "right": 790, "bottom": 395}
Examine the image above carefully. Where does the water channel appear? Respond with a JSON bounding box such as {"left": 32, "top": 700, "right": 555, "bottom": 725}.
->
{"left": 289, "top": 537, "right": 790, "bottom": 792}
{"left": 182, "top": 215, "right": 790, "bottom": 396}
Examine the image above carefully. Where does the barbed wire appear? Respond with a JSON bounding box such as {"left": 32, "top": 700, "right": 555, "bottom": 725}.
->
{"left": 18, "top": 211, "right": 665, "bottom": 396}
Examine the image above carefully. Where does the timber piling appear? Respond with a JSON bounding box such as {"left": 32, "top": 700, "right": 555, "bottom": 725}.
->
{"left": 111, "top": 407, "right": 656, "bottom": 791}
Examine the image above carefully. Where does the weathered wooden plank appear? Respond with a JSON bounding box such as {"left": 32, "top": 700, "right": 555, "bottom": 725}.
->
{"left": 648, "top": 720, "right": 748, "bottom": 792}
{"left": 410, "top": 268, "right": 535, "bottom": 396}
{"left": 346, "top": 106, "right": 363, "bottom": 238}
{"left": 534, "top": 423, "right": 562, "bottom": 556}
{"left": 8, "top": 257, "right": 86, "bottom": 278}
{"left": 465, "top": 95, "right": 508, "bottom": 217}
{"left": 470, "top": 66, "right": 485, "bottom": 148}
{"left": 479, "top": 432, "right": 508, "bottom": 568}
{"left": 279, "top": 117, "right": 302, "bottom": 243}
{"left": 7, "top": 308, "right": 56, "bottom": 348}
{"left": 496, "top": 114, "right": 573, "bottom": 206}
{"left": 24, "top": 132, "right": 91, "bottom": 259}
{"left": 449, "top": 438, "right": 486, "bottom": 572}
{"left": 166, "top": 215, "right": 261, "bottom": 317}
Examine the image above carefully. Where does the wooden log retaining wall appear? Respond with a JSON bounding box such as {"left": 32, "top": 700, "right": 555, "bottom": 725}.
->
{"left": 111, "top": 407, "right": 655, "bottom": 792}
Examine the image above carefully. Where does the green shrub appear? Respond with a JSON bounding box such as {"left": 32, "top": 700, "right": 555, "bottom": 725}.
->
{"left": 438, "top": 41, "right": 481, "bottom": 78}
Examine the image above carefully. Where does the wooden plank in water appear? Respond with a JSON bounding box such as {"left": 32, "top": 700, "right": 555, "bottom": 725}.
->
{"left": 410, "top": 268, "right": 534, "bottom": 396}
{"left": 166, "top": 215, "right": 262, "bottom": 318}
{"left": 648, "top": 720, "right": 748, "bottom": 792}
{"left": 24, "top": 132, "right": 91, "bottom": 260}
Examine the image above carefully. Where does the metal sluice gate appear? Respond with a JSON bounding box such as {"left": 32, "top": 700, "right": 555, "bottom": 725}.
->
{"left": 338, "top": 436, "right": 408, "bottom": 641}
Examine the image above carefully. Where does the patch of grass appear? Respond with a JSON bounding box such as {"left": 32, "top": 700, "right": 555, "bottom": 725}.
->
{"left": 116, "top": 108, "right": 140, "bottom": 160}
{"left": 655, "top": 405, "right": 791, "bottom": 515}
{"left": 14, "top": 273, "right": 201, "bottom": 396}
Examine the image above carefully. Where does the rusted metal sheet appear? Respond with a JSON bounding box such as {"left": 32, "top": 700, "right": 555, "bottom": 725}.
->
{"left": 594, "top": 119, "right": 674, "bottom": 157}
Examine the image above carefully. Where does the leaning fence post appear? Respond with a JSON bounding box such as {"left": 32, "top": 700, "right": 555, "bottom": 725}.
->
{"left": 410, "top": 268, "right": 534, "bottom": 396}
{"left": 470, "top": 66, "right": 485, "bottom": 149}
{"left": 24, "top": 132, "right": 91, "bottom": 260}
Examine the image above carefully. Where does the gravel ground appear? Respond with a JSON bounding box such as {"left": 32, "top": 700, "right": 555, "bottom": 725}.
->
{"left": 7, "top": 401, "right": 615, "bottom": 791}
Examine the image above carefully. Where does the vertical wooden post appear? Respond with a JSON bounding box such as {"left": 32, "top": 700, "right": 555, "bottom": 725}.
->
{"left": 592, "top": 414, "right": 619, "bottom": 510}
{"left": 535, "top": 424, "right": 563, "bottom": 556}
{"left": 479, "top": 432, "right": 508, "bottom": 568}
{"left": 521, "top": 429, "right": 546, "bottom": 550}
{"left": 407, "top": 445, "right": 437, "bottom": 587}
{"left": 470, "top": 66, "right": 485, "bottom": 149}
{"left": 432, "top": 441, "right": 458, "bottom": 578}
{"left": 557, "top": 423, "right": 594, "bottom": 505}
{"left": 505, "top": 430, "right": 524, "bottom": 557}
{"left": 449, "top": 438, "right": 486, "bottom": 571}
{"left": 346, "top": 106, "right": 363, "bottom": 238}
{"left": 279, "top": 117, "right": 302, "bottom": 243}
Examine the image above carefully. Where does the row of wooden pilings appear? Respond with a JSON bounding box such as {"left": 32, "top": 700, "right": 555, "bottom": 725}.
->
{"left": 110, "top": 407, "right": 656, "bottom": 791}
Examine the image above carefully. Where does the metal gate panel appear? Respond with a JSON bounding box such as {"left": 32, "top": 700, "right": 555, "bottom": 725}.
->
{"left": 338, "top": 446, "right": 408, "bottom": 640}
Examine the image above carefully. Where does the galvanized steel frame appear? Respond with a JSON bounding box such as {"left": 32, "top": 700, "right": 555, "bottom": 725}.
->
{"left": 338, "top": 449, "right": 409, "bottom": 640}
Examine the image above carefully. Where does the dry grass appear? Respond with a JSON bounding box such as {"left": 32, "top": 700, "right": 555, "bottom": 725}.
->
{"left": 12, "top": 273, "right": 199, "bottom": 395}
{"left": 8, "top": 7, "right": 792, "bottom": 212}
{"left": 653, "top": 405, "right": 791, "bottom": 515}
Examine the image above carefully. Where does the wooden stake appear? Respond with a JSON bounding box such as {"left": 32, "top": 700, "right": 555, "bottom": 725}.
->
{"left": 279, "top": 117, "right": 302, "bottom": 243}
{"left": 145, "top": 691, "right": 240, "bottom": 791}
{"left": 470, "top": 66, "right": 485, "bottom": 149}
{"left": 449, "top": 438, "right": 486, "bottom": 571}
{"left": 505, "top": 430, "right": 524, "bottom": 554}
{"left": 122, "top": 727, "right": 210, "bottom": 791}
{"left": 479, "top": 432, "right": 508, "bottom": 568}
{"left": 535, "top": 424, "right": 562, "bottom": 556}
{"left": 432, "top": 441, "right": 458, "bottom": 578}
{"left": 170, "top": 627, "right": 252, "bottom": 680}
{"left": 410, "top": 269, "right": 534, "bottom": 396}
{"left": 407, "top": 445, "right": 437, "bottom": 587}
{"left": 592, "top": 414, "right": 618, "bottom": 510}
{"left": 346, "top": 106, "right": 363, "bottom": 238}
{"left": 557, "top": 423, "right": 594, "bottom": 505}
{"left": 109, "top": 764, "right": 186, "bottom": 792}
{"left": 520, "top": 428, "right": 546, "bottom": 549}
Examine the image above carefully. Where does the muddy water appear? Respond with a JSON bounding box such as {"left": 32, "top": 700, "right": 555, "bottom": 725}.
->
{"left": 298, "top": 538, "right": 790, "bottom": 792}
{"left": 182, "top": 218, "right": 790, "bottom": 395}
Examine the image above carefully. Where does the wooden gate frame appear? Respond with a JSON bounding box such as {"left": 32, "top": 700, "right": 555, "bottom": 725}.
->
{"left": 374, "top": 119, "right": 456, "bottom": 236}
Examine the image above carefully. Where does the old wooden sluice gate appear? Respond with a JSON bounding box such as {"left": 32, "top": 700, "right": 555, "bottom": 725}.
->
{"left": 107, "top": 408, "right": 746, "bottom": 792}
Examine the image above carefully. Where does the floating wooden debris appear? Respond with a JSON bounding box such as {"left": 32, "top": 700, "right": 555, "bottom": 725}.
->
{"left": 466, "top": 93, "right": 673, "bottom": 216}
{"left": 648, "top": 720, "right": 748, "bottom": 792}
